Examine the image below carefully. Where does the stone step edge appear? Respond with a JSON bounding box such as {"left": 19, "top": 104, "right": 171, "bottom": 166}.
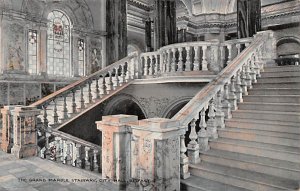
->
{"left": 189, "top": 163, "right": 294, "bottom": 190}
{"left": 225, "top": 118, "right": 300, "bottom": 128}
{"left": 200, "top": 149, "right": 300, "bottom": 174}
{"left": 219, "top": 128, "right": 300, "bottom": 141}
{"left": 239, "top": 102, "right": 300, "bottom": 107}
{"left": 232, "top": 109, "right": 300, "bottom": 117}
{"left": 212, "top": 138, "right": 300, "bottom": 156}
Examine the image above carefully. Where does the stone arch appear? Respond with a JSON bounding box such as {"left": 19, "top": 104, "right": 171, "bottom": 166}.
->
{"left": 276, "top": 36, "right": 300, "bottom": 56}
{"left": 127, "top": 39, "right": 145, "bottom": 53}
{"left": 162, "top": 97, "right": 191, "bottom": 119}
{"left": 40, "top": 0, "right": 94, "bottom": 29}
{"left": 103, "top": 94, "right": 147, "bottom": 119}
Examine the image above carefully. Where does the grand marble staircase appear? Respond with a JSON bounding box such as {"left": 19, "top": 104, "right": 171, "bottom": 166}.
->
{"left": 181, "top": 65, "right": 300, "bottom": 190}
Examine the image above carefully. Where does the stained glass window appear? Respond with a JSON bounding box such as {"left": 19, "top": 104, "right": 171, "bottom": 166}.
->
{"left": 78, "top": 39, "right": 85, "bottom": 76}
{"left": 47, "top": 10, "right": 71, "bottom": 76}
{"left": 28, "top": 30, "right": 38, "bottom": 74}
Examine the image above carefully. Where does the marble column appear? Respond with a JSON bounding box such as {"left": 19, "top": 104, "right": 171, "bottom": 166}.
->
{"left": 130, "top": 118, "right": 184, "bottom": 191}
{"left": 106, "top": 0, "right": 127, "bottom": 64}
{"left": 237, "top": 0, "right": 261, "bottom": 38}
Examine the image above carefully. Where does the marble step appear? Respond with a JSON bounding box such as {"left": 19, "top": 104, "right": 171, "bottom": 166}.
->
{"left": 253, "top": 82, "right": 300, "bottom": 89}
{"left": 263, "top": 65, "right": 300, "bottom": 72}
{"left": 257, "top": 76, "right": 300, "bottom": 83}
{"left": 238, "top": 102, "right": 300, "bottom": 112}
{"left": 231, "top": 110, "right": 300, "bottom": 123}
{"left": 189, "top": 162, "right": 299, "bottom": 191}
{"left": 261, "top": 71, "right": 300, "bottom": 78}
{"left": 218, "top": 128, "right": 300, "bottom": 147}
{"left": 209, "top": 138, "right": 300, "bottom": 163}
{"left": 181, "top": 175, "right": 251, "bottom": 191}
{"left": 200, "top": 149, "right": 300, "bottom": 181}
{"left": 243, "top": 95, "right": 300, "bottom": 104}
{"left": 248, "top": 88, "right": 300, "bottom": 95}
{"left": 225, "top": 118, "right": 300, "bottom": 134}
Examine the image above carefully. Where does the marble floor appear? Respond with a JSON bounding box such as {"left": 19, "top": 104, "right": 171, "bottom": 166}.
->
{"left": 0, "top": 151, "right": 112, "bottom": 191}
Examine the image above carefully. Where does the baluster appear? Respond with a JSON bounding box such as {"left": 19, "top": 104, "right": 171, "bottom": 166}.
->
{"left": 80, "top": 86, "right": 85, "bottom": 109}
{"left": 93, "top": 149, "right": 99, "bottom": 172}
{"left": 245, "top": 61, "right": 253, "bottom": 89}
{"left": 99, "top": 76, "right": 106, "bottom": 98}
{"left": 185, "top": 46, "right": 191, "bottom": 71}
{"left": 236, "top": 43, "right": 241, "bottom": 55}
{"left": 88, "top": 81, "right": 93, "bottom": 103}
{"left": 85, "top": 146, "right": 90, "bottom": 170}
{"left": 44, "top": 132, "right": 51, "bottom": 159}
{"left": 144, "top": 56, "right": 149, "bottom": 75}
{"left": 42, "top": 105, "right": 48, "bottom": 130}
{"left": 71, "top": 90, "right": 77, "bottom": 114}
{"left": 59, "top": 138, "right": 64, "bottom": 163}
{"left": 193, "top": 46, "right": 199, "bottom": 71}
{"left": 53, "top": 100, "right": 58, "bottom": 124}
{"left": 207, "top": 99, "right": 218, "bottom": 140}
{"left": 167, "top": 49, "right": 171, "bottom": 72}
{"left": 178, "top": 47, "right": 183, "bottom": 72}
{"left": 180, "top": 135, "right": 190, "bottom": 179}
{"left": 62, "top": 139, "right": 66, "bottom": 163}
{"left": 220, "top": 46, "right": 226, "bottom": 69}
{"left": 113, "top": 67, "right": 119, "bottom": 90}
{"left": 54, "top": 137, "right": 61, "bottom": 162}
{"left": 241, "top": 65, "right": 248, "bottom": 95}
{"left": 94, "top": 78, "right": 100, "bottom": 100}
{"left": 215, "top": 90, "right": 225, "bottom": 129}
{"left": 202, "top": 46, "right": 208, "bottom": 71}
{"left": 119, "top": 65, "right": 125, "bottom": 86}
{"left": 245, "top": 42, "right": 250, "bottom": 48}
{"left": 249, "top": 58, "right": 257, "bottom": 83}
{"left": 159, "top": 51, "right": 164, "bottom": 74}
{"left": 106, "top": 72, "right": 113, "bottom": 94}
{"left": 62, "top": 95, "right": 68, "bottom": 120}
{"left": 235, "top": 70, "right": 243, "bottom": 103}
{"left": 187, "top": 119, "right": 200, "bottom": 164}
{"left": 222, "top": 83, "right": 232, "bottom": 119}
{"left": 65, "top": 141, "right": 72, "bottom": 165}
{"left": 149, "top": 55, "right": 154, "bottom": 76}
{"left": 229, "top": 76, "right": 238, "bottom": 110}
{"left": 227, "top": 44, "right": 232, "bottom": 65}
{"left": 125, "top": 62, "right": 131, "bottom": 82}
{"left": 198, "top": 107, "right": 210, "bottom": 151}
{"left": 75, "top": 143, "right": 82, "bottom": 168}
{"left": 171, "top": 48, "right": 176, "bottom": 72}
{"left": 153, "top": 55, "right": 158, "bottom": 75}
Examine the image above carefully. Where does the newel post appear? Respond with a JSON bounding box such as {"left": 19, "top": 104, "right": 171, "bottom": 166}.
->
{"left": 11, "top": 106, "right": 41, "bottom": 159}
{"left": 96, "top": 115, "right": 138, "bottom": 190}
{"left": 130, "top": 118, "right": 184, "bottom": 191}
{"left": 1, "top": 106, "right": 15, "bottom": 153}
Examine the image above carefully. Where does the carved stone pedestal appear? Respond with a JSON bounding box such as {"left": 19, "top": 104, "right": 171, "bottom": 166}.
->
{"left": 96, "top": 115, "right": 138, "bottom": 190}
{"left": 130, "top": 118, "right": 184, "bottom": 191}
{"left": 10, "top": 106, "right": 40, "bottom": 159}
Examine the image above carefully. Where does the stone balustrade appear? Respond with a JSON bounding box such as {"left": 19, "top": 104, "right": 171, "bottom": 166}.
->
{"left": 40, "top": 129, "right": 101, "bottom": 172}
{"left": 140, "top": 38, "right": 253, "bottom": 77}
{"left": 171, "top": 31, "right": 276, "bottom": 179}
{"left": 30, "top": 52, "right": 139, "bottom": 132}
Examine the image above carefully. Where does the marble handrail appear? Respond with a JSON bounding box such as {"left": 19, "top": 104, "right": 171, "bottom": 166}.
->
{"left": 171, "top": 31, "right": 276, "bottom": 179}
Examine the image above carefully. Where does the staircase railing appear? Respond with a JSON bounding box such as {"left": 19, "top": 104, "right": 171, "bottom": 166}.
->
{"left": 30, "top": 52, "right": 139, "bottom": 130}
{"left": 40, "top": 128, "right": 101, "bottom": 173}
{"left": 171, "top": 31, "right": 276, "bottom": 179}
{"left": 140, "top": 38, "right": 252, "bottom": 77}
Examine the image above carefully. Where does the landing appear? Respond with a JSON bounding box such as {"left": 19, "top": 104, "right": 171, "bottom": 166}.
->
{"left": 0, "top": 151, "right": 110, "bottom": 191}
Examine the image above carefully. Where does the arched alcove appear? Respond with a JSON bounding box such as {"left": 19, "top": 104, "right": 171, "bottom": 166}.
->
{"left": 103, "top": 94, "right": 147, "bottom": 120}
{"left": 162, "top": 98, "right": 191, "bottom": 119}
{"left": 276, "top": 37, "right": 300, "bottom": 57}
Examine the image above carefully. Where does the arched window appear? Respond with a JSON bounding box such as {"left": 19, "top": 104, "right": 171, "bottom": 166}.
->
{"left": 47, "top": 10, "right": 71, "bottom": 76}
